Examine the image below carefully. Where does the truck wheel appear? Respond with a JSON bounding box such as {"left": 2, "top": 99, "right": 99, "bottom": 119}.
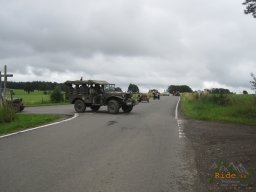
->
{"left": 91, "top": 106, "right": 100, "bottom": 112}
{"left": 107, "top": 100, "right": 120, "bottom": 114}
{"left": 122, "top": 105, "right": 133, "bottom": 113}
{"left": 20, "top": 106, "right": 25, "bottom": 112}
{"left": 74, "top": 99, "right": 86, "bottom": 113}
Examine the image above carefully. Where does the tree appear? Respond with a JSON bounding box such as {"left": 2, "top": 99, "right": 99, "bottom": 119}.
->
{"left": 243, "top": 90, "right": 248, "bottom": 94}
{"left": 24, "top": 82, "right": 34, "bottom": 94}
{"left": 50, "top": 86, "right": 64, "bottom": 103}
{"left": 250, "top": 73, "right": 256, "bottom": 90}
{"left": 127, "top": 84, "right": 139, "bottom": 93}
{"left": 167, "top": 85, "right": 193, "bottom": 93}
{"left": 210, "top": 88, "right": 231, "bottom": 94}
{"left": 243, "top": 0, "right": 256, "bottom": 18}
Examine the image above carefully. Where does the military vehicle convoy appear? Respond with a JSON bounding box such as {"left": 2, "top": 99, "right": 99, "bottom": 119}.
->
{"left": 65, "top": 80, "right": 136, "bottom": 114}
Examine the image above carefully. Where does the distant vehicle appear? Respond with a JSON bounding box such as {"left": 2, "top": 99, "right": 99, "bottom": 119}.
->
{"left": 155, "top": 92, "right": 160, "bottom": 100}
{"left": 65, "top": 80, "right": 136, "bottom": 114}
{"left": 138, "top": 94, "right": 149, "bottom": 103}
{"left": 162, "top": 92, "right": 170, "bottom": 96}
{"left": 149, "top": 89, "right": 160, "bottom": 100}
{"left": 1, "top": 89, "right": 25, "bottom": 112}
{"left": 6, "top": 98, "right": 25, "bottom": 112}
{"left": 173, "top": 91, "right": 180, "bottom": 96}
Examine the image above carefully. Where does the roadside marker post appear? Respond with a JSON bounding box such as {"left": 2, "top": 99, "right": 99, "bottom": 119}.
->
{"left": 0, "top": 71, "right": 2, "bottom": 104}
{"left": 0, "top": 65, "right": 13, "bottom": 103}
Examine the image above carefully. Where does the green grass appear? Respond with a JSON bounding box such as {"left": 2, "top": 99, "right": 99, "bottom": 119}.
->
{"left": 7, "top": 89, "right": 68, "bottom": 106}
{"left": 0, "top": 104, "right": 16, "bottom": 123}
{"left": 0, "top": 114, "right": 63, "bottom": 135}
{"left": 181, "top": 93, "right": 256, "bottom": 125}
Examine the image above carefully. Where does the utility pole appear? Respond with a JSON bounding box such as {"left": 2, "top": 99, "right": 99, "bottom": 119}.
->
{"left": 0, "top": 71, "right": 2, "bottom": 104}
{"left": 0, "top": 65, "right": 13, "bottom": 103}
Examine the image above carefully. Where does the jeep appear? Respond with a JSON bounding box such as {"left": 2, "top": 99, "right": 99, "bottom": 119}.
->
{"left": 65, "top": 80, "right": 136, "bottom": 114}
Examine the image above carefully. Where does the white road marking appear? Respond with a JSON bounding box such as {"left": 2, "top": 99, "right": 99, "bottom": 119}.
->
{"left": 177, "top": 119, "right": 186, "bottom": 139}
{"left": 175, "top": 96, "right": 180, "bottom": 120}
{"left": 175, "top": 97, "right": 186, "bottom": 139}
{"left": 0, "top": 113, "right": 79, "bottom": 139}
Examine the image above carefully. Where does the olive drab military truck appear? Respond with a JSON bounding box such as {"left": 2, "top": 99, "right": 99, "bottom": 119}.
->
{"left": 65, "top": 80, "right": 136, "bottom": 114}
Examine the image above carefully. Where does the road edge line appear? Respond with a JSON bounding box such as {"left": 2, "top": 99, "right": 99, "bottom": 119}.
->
{"left": 0, "top": 113, "right": 79, "bottom": 139}
{"left": 175, "top": 96, "right": 180, "bottom": 120}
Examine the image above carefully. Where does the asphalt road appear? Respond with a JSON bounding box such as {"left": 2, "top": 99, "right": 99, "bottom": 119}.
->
{"left": 23, "top": 104, "right": 75, "bottom": 115}
{"left": 0, "top": 96, "right": 198, "bottom": 192}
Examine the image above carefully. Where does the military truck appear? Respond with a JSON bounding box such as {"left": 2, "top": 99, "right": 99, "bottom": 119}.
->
{"left": 138, "top": 93, "right": 149, "bottom": 103}
{"left": 149, "top": 89, "right": 160, "bottom": 100}
{"left": 65, "top": 80, "right": 136, "bottom": 114}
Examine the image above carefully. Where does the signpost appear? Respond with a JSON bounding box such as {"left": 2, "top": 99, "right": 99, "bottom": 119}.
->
{"left": 0, "top": 65, "right": 13, "bottom": 104}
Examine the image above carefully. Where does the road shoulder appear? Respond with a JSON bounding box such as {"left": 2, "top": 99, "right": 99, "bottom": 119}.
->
{"left": 181, "top": 118, "right": 256, "bottom": 191}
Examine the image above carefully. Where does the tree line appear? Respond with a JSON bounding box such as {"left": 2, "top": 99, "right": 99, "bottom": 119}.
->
{"left": 6, "top": 81, "right": 65, "bottom": 93}
{"left": 167, "top": 85, "right": 193, "bottom": 93}
{"left": 203, "top": 88, "right": 232, "bottom": 94}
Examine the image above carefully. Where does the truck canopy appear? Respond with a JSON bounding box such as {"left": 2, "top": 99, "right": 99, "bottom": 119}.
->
{"left": 65, "top": 80, "right": 110, "bottom": 85}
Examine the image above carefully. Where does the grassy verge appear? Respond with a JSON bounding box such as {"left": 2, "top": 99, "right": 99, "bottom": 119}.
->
{"left": 0, "top": 104, "right": 16, "bottom": 123}
{"left": 0, "top": 114, "right": 63, "bottom": 135}
{"left": 181, "top": 93, "right": 256, "bottom": 125}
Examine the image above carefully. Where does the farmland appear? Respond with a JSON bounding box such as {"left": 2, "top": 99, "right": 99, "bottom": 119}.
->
{"left": 8, "top": 89, "right": 67, "bottom": 106}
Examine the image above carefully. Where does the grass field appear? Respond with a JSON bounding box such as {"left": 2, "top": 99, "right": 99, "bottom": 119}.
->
{"left": 7, "top": 89, "right": 67, "bottom": 106}
{"left": 0, "top": 114, "right": 63, "bottom": 135}
{"left": 181, "top": 93, "right": 256, "bottom": 125}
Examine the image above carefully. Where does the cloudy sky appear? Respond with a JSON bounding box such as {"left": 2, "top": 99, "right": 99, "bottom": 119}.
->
{"left": 0, "top": 0, "right": 255, "bottom": 92}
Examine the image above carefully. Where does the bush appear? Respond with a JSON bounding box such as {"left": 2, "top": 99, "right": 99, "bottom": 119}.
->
{"left": 243, "top": 90, "right": 248, "bottom": 94}
{"left": 253, "top": 95, "right": 256, "bottom": 105}
{"left": 186, "top": 93, "right": 232, "bottom": 106}
{"left": 212, "top": 94, "right": 231, "bottom": 106}
{"left": 181, "top": 93, "right": 256, "bottom": 125}
{"left": 0, "top": 104, "right": 16, "bottom": 123}
{"left": 50, "top": 86, "right": 64, "bottom": 103}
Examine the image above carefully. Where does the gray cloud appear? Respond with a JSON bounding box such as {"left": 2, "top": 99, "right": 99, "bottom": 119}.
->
{"left": 0, "top": 0, "right": 255, "bottom": 93}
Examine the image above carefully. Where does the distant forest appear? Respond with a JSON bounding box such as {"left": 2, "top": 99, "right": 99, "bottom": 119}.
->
{"left": 5, "top": 81, "right": 65, "bottom": 93}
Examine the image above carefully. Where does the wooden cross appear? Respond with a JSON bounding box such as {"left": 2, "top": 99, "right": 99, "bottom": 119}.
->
{"left": 0, "top": 65, "right": 13, "bottom": 102}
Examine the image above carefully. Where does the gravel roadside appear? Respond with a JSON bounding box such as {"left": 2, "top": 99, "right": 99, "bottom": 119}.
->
{"left": 181, "top": 119, "right": 256, "bottom": 192}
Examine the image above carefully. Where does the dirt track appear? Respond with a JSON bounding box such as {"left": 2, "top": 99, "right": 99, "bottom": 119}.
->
{"left": 182, "top": 119, "right": 256, "bottom": 192}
